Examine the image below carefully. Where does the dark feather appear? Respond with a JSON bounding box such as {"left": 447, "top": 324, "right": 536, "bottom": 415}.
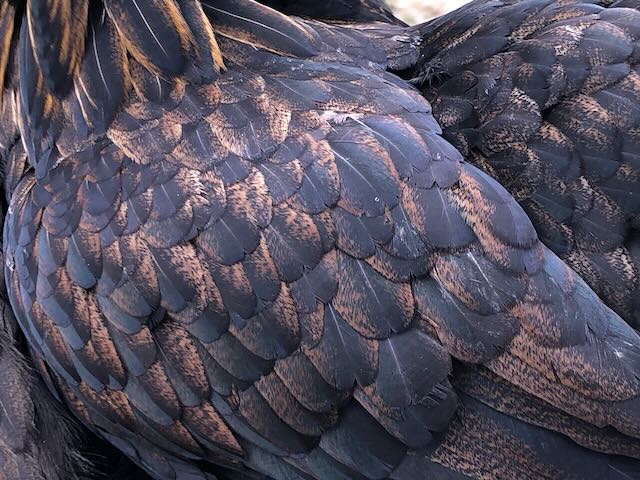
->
{"left": 318, "top": 402, "right": 406, "bottom": 479}
{"left": 3, "top": 1, "right": 640, "bottom": 479}
{"left": 104, "top": 0, "right": 192, "bottom": 77}
{"left": 332, "top": 252, "right": 413, "bottom": 338}
{"left": 329, "top": 128, "right": 401, "bottom": 217}
{"left": 0, "top": 2, "right": 15, "bottom": 101}
{"left": 202, "top": 0, "right": 320, "bottom": 57}
{"left": 374, "top": 328, "right": 451, "bottom": 408}
{"left": 27, "top": 0, "right": 88, "bottom": 95}
{"left": 305, "top": 304, "right": 377, "bottom": 389}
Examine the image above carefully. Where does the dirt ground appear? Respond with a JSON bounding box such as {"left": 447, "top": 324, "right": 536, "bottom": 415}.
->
{"left": 387, "top": 0, "right": 470, "bottom": 23}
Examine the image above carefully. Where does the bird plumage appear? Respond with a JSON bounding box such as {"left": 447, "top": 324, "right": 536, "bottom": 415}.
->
{"left": 270, "top": 0, "right": 640, "bottom": 329}
{"left": 414, "top": 0, "right": 640, "bottom": 329}
{"left": 0, "top": 1, "right": 639, "bottom": 479}
{"left": 259, "top": 0, "right": 400, "bottom": 24}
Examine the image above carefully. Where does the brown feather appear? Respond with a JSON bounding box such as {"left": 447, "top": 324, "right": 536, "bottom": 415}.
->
{"left": 26, "top": 0, "right": 88, "bottom": 95}
{"left": 0, "top": 2, "right": 15, "bottom": 106}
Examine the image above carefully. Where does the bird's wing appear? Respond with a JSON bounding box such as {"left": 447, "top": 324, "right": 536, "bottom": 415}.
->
{"left": 412, "top": 0, "right": 640, "bottom": 328}
{"left": 0, "top": 46, "right": 155, "bottom": 480}
{"left": 3, "top": 1, "right": 640, "bottom": 479}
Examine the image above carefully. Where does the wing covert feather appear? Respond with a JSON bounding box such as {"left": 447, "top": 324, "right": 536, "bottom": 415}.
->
{"left": 3, "top": 1, "right": 640, "bottom": 479}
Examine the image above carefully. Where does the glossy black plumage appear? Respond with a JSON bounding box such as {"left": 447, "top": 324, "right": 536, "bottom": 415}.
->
{"left": 0, "top": 1, "right": 639, "bottom": 480}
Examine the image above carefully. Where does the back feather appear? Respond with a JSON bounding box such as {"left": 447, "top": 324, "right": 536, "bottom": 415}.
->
{"left": 26, "top": 0, "right": 88, "bottom": 95}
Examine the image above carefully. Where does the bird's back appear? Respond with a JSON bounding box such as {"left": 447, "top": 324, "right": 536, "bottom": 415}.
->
{"left": 0, "top": 2, "right": 639, "bottom": 479}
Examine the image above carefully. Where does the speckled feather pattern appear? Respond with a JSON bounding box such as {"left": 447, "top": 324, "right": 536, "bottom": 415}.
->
{"left": 0, "top": 1, "right": 639, "bottom": 479}
{"left": 413, "top": 0, "right": 640, "bottom": 329}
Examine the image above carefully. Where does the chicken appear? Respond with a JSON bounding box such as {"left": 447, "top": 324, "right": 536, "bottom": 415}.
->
{"left": 1, "top": 1, "right": 639, "bottom": 479}
{"left": 266, "top": 0, "right": 640, "bottom": 329}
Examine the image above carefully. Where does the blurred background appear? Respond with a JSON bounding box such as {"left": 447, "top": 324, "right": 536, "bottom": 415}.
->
{"left": 387, "top": 0, "right": 470, "bottom": 23}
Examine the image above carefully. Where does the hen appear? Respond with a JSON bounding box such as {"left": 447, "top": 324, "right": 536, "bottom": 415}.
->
{"left": 0, "top": 1, "right": 639, "bottom": 479}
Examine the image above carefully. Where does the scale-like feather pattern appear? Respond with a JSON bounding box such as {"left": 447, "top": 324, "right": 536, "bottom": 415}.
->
{"left": 411, "top": 0, "right": 640, "bottom": 328}
{"left": 2, "top": 1, "right": 640, "bottom": 480}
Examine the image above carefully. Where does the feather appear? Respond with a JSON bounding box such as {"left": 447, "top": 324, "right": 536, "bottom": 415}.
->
{"left": 26, "top": 0, "right": 89, "bottom": 95}
{"left": 304, "top": 305, "right": 377, "bottom": 390}
{"left": 242, "top": 237, "right": 281, "bottom": 302}
{"left": 374, "top": 329, "right": 451, "bottom": 408}
{"left": 264, "top": 76, "right": 331, "bottom": 109}
{"left": 259, "top": 0, "right": 400, "bottom": 23}
{"left": 124, "top": 376, "right": 175, "bottom": 427}
{"left": 334, "top": 208, "right": 392, "bottom": 259}
{"left": 318, "top": 403, "right": 406, "bottom": 479}
{"left": 230, "top": 286, "right": 300, "bottom": 361}
{"left": 387, "top": 205, "right": 428, "bottom": 259}
{"left": 290, "top": 251, "right": 338, "bottom": 313}
{"left": 264, "top": 205, "right": 323, "bottom": 282}
{"left": 301, "top": 448, "right": 370, "bottom": 480}
{"left": 0, "top": 2, "right": 15, "bottom": 104}
{"left": 297, "top": 151, "right": 340, "bottom": 214}
{"left": 403, "top": 185, "right": 475, "bottom": 249}
{"left": 18, "top": 19, "right": 60, "bottom": 168}
{"left": 332, "top": 252, "right": 413, "bottom": 339}
{"left": 202, "top": 0, "right": 320, "bottom": 57}
{"left": 206, "top": 332, "right": 273, "bottom": 382}
{"left": 329, "top": 128, "right": 401, "bottom": 217}
{"left": 413, "top": 277, "right": 519, "bottom": 363}
{"left": 177, "top": 0, "right": 225, "bottom": 78}
{"left": 104, "top": 0, "right": 193, "bottom": 77}
{"left": 65, "top": 232, "right": 98, "bottom": 289}
{"left": 97, "top": 295, "right": 144, "bottom": 335}
{"left": 255, "top": 372, "right": 331, "bottom": 437}
{"left": 72, "top": 14, "right": 126, "bottom": 133}
{"left": 258, "top": 159, "right": 303, "bottom": 205}
{"left": 362, "top": 116, "right": 435, "bottom": 181}
{"left": 238, "top": 386, "right": 317, "bottom": 453}
{"left": 274, "top": 352, "right": 349, "bottom": 413}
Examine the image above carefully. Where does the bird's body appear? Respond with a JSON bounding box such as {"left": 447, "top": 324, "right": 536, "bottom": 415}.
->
{"left": 415, "top": 0, "right": 640, "bottom": 329}
{"left": 0, "top": 1, "right": 639, "bottom": 479}
{"left": 269, "top": 0, "right": 640, "bottom": 329}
